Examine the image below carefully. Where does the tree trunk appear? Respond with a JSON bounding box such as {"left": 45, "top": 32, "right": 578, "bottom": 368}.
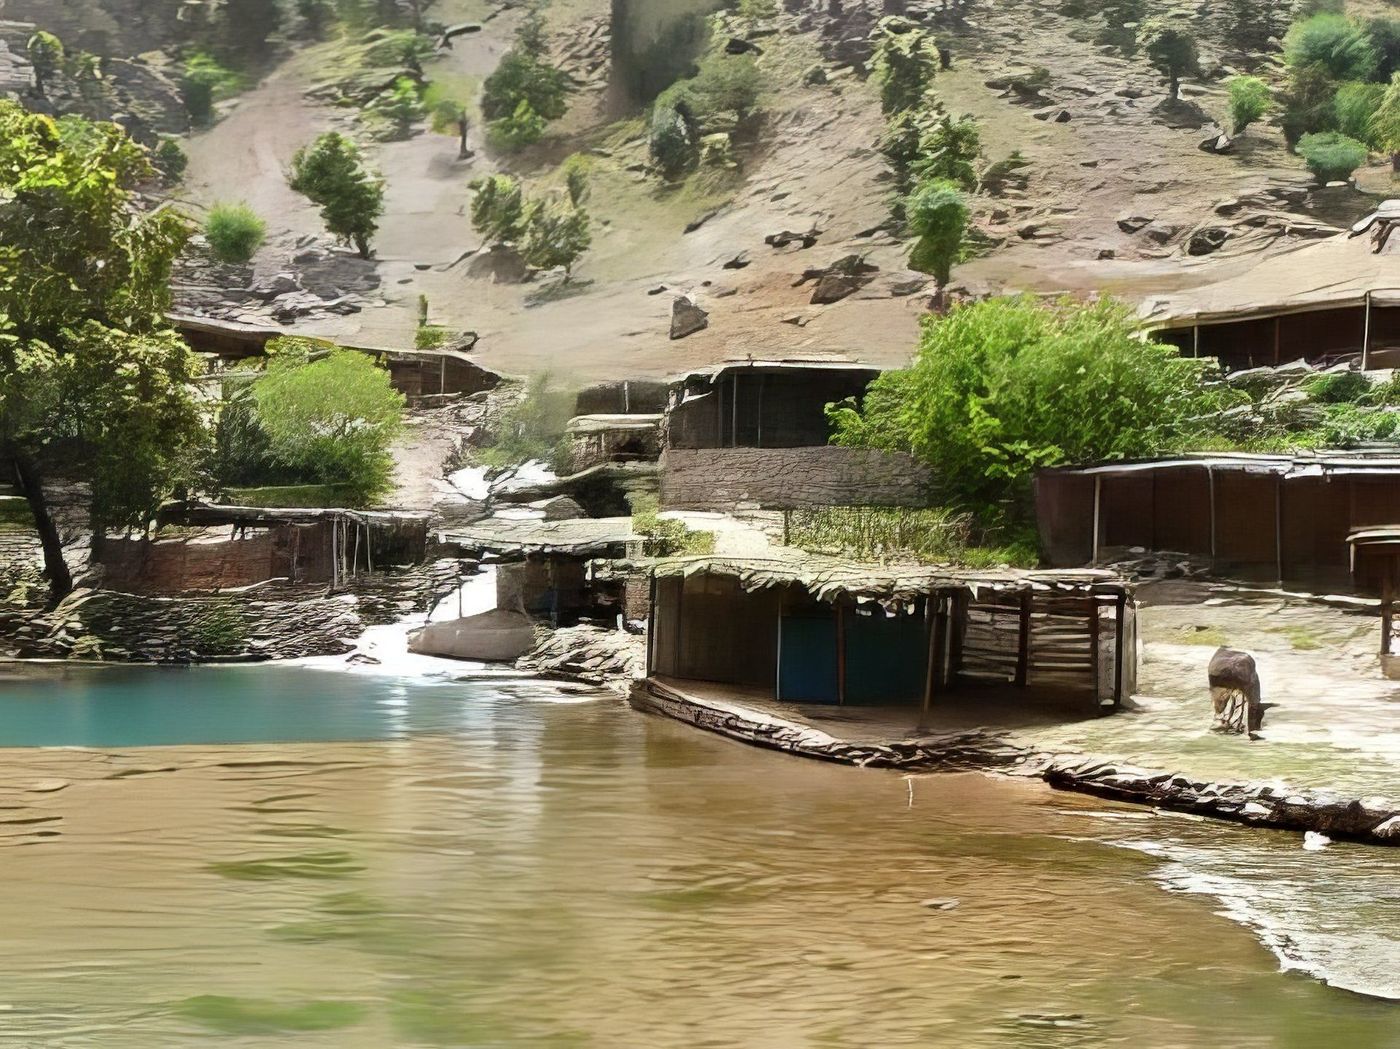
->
{"left": 1169, "top": 75, "right": 1180, "bottom": 100}
{"left": 11, "top": 453, "right": 72, "bottom": 604}
{"left": 1392, "top": 152, "right": 1400, "bottom": 174}
{"left": 354, "top": 233, "right": 371, "bottom": 259}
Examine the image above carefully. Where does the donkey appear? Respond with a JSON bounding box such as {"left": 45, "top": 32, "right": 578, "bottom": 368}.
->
{"left": 1208, "top": 647, "right": 1264, "bottom": 736}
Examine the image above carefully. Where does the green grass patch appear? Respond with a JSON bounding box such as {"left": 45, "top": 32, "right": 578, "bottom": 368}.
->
{"left": 175, "top": 995, "right": 366, "bottom": 1034}
{"left": 207, "top": 850, "right": 365, "bottom": 881}
{"left": 1275, "top": 625, "right": 1325, "bottom": 651}
{"left": 222, "top": 484, "right": 361, "bottom": 508}
{"left": 0, "top": 496, "right": 34, "bottom": 530}
{"left": 786, "top": 506, "right": 1037, "bottom": 567}
{"left": 1169, "top": 625, "right": 1229, "bottom": 647}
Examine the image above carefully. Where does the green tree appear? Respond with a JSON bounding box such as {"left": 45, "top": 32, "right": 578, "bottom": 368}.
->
{"left": 0, "top": 104, "right": 198, "bottom": 601}
{"left": 367, "top": 76, "right": 425, "bottom": 140}
{"left": 1371, "top": 71, "right": 1400, "bottom": 170}
{"left": 153, "top": 138, "right": 189, "bottom": 183}
{"left": 562, "top": 153, "right": 591, "bottom": 207}
{"left": 1297, "top": 129, "right": 1370, "bottom": 181}
{"left": 827, "top": 296, "right": 1226, "bottom": 516}
{"left": 1141, "top": 20, "right": 1200, "bottom": 99}
{"left": 288, "top": 132, "right": 385, "bottom": 258}
{"left": 872, "top": 16, "right": 940, "bottom": 114}
{"left": 910, "top": 112, "right": 981, "bottom": 191}
{"left": 182, "top": 53, "right": 240, "bottom": 126}
{"left": 469, "top": 174, "right": 528, "bottom": 246}
{"left": 251, "top": 339, "right": 405, "bottom": 506}
{"left": 1368, "top": 16, "right": 1400, "bottom": 80}
{"left": 1284, "top": 14, "right": 1378, "bottom": 81}
{"left": 26, "top": 31, "right": 63, "bottom": 97}
{"left": 480, "top": 12, "right": 568, "bottom": 151}
{"left": 522, "top": 202, "right": 591, "bottom": 279}
{"left": 1227, "top": 75, "right": 1272, "bottom": 134}
{"left": 204, "top": 202, "right": 267, "bottom": 264}
{"left": 905, "top": 178, "right": 967, "bottom": 290}
{"left": 1281, "top": 61, "right": 1341, "bottom": 141}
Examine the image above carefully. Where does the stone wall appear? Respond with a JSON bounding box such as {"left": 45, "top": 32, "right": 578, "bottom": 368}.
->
{"left": 0, "top": 559, "right": 463, "bottom": 663}
{"left": 99, "top": 532, "right": 282, "bottom": 593}
{"left": 659, "top": 447, "right": 936, "bottom": 511}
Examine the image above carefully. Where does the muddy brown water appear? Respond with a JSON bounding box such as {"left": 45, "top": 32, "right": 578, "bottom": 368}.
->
{"left": 0, "top": 665, "right": 1397, "bottom": 1046}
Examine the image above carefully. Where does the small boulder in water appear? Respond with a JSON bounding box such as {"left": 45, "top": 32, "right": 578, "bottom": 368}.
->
{"left": 1302, "top": 831, "right": 1332, "bottom": 851}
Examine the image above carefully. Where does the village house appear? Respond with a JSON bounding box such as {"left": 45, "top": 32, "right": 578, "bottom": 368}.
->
{"left": 1035, "top": 452, "right": 1400, "bottom": 590}
{"left": 635, "top": 554, "right": 1136, "bottom": 723}
{"left": 172, "top": 314, "right": 501, "bottom": 398}
{"left": 97, "top": 502, "right": 431, "bottom": 594}
{"left": 1141, "top": 205, "right": 1400, "bottom": 370}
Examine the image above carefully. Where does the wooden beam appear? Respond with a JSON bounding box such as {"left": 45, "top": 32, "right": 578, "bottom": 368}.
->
{"left": 920, "top": 597, "right": 938, "bottom": 731}
{"left": 1091, "top": 475, "right": 1102, "bottom": 564}
{"left": 1113, "top": 592, "right": 1127, "bottom": 707}
{"left": 1383, "top": 564, "right": 1393, "bottom": 657}
{"left": 646, "top": 572, "right": 658, "bottom": 675}
{"left": 1088, "top": 597, "right": 1101, "bottom": 708}
{"left": 1363, "top": 292, "right": 1373, "bottom": 371}
{"left": 1275, "top": 476, "right": 1284, "bottom": 586}
{"left": 1014, "top": 591, "right": 1032, "bottom": 688}
{"left": 948, "top": 591, "right": 965, "bottom": 687}
{"left": 836, "top": 599, "right": 847, "bottom": 706}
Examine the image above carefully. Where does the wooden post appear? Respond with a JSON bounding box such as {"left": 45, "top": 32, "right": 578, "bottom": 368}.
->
{"left": 439, "top": 356, "right": 446, "bottom": 395}
{"left": 920, "top": 596, "right": 939, "bottom": 731}
{"left": 1192, "top": 324, "right": 1200, "bottom": 358}
{"left": 1382, "top": 564, "right": 1393, "bottom": 656}
{"left": 1207, "top": 465, "right": 1217, "bottom": 569}
{"left": 1273, "top": 316, "right": 1281, "bottom": 366}
{"left": 774, "top": 590, "right": 784, "bottom": 700}
{"left": 948, "top": 591, "right": 965, "bottom": 688}
{"left": 731, "top": 372, "right": 739, "bottom": 447}
{"left": 1363, "top": 292, "right": 1373, "bottom": 371}
{"left": 756, "top": 374, "right": 766, "bottom": 449}
{"left": 1088, "top": 596, "right": 1101, "bottom": 707}
{"left": 1091, "top": 475, "right": 1102, "bottom": 564}
{"left": 836, "top": 599, "right": 847, "bottom": 706}
{"left": 1014, "top": 591, "right": 1032, "bottom": 688}
{"left": 646, "top": 572, "right": 658, "bottom": 675}
{"left": 330, "top": 517, "right": 339, "bottom": 590}
{"left": 1275, "top": 476, "right": 1284, "bottom": 586}
{"left": 1113, "top": 591, "right": 1127, "bottom": 707}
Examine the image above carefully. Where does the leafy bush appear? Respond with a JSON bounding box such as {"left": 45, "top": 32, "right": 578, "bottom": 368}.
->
{"left": 1296, "top": 129, "right": 1369, "bottom": 180}
{"left": 1369, "top": 16, "right": 1400, "bottom": 81}
{"left": 909, "top": 111, "right": 981, "bottom": 191}
{"left": 487, "top": 99, "right": 548, "bottom": 151}
{"left": 469, "top": 174, "right": 528, "bottom": 245}
{"left": 477, "top": 373, "right": 576, "bottom": 470}
{"left": 183, "top": 53, "right": 241, "bottom": 125}
{"left": 649, "top": 102, "right": 696, "bottom": 177}
{"left": 828, "top": 296, "right": 1230, "bottom": 516}
{"left": 1334, "top": 80, "right": 1385, "bottom": 145}
{"left": 905, "top": 178, "right": 968, "bottom": 286}
{"left": 1284, "top": 14, "right": 1378, "bottom": 81}
{"left": 629, "top": 493, "right": 715, "bottom": 557}
{"left": 1227, "top": 75, "right": 1272, "bottom": 133}
{"left": 562, "top": 153, "right": 590, "bottom": 207}
{"left": 1280, "top": 61, "right": 1341, "bottom": 141}
{"left": 204, "top": 203, "right": 266, "bottom": 264}
{"left": 153, "top": 137, "right": 189, "bottom": 182}
{"left": 251, "top": 338, "right": 405, "bottom": 506}
{"left": 648, "top": 53, "right": 762, "bottom": 177}
{"left": 1140, "top": 19, "right": 1200, "bottom": 98}
{"left": 521, "top": 202, "right": 591, "bottom": 279}
{"left": 1373, "top": 71, "right": 1400, "bottom": 159}
{"left": 288, "top": 132, "right": 384, "bottom": 257}
{"left": 26, "top": 31, "right": 63, "bottom": 96}
{"left": 1305, "top": 370, "right": 1371, "bottom": 403}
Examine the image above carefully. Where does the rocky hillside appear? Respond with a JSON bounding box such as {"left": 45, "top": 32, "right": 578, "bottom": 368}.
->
{"left": 12, "top": 0, "right": 1393, "bottom": 380}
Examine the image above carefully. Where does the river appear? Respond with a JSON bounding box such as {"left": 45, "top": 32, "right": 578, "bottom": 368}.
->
{"left": 0, "top": 663, "right": 1396, "bottom": 1047}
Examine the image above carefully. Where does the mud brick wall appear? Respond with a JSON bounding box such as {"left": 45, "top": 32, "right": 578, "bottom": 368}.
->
{"left": 100, "top": 534, "right": 281, "bottom": 593}
{"left": 659, "top": 448, "right": 936, "bottom": 511}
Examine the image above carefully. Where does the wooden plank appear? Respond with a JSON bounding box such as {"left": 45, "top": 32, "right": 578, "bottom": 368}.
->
{"left": 1015, "top": 592, "right": 1032, "bottom": 687}
{"left": 836, "top": 599, "right": 847, "bottom": 706}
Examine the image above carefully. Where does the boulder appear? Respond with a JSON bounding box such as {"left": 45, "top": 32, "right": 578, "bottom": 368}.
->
{"left": 670, "top": 295, "right": 709, "bottom": 340}
{"left": 1116, "top": 214, "right": 1153, "bottom": 233}
{"left": 1033, "top": 106, "right": 1072, "bottom": 122}
{"left": 810, "top": 272, "right": 868, "bottom": 304}
{"left": 1187, "top": 227, "right": 1230, "bottom": 256}
{"left": 1144, "top": 222, "right": 1183, "bottom": 244}
{"left": 1198, "top": 131, "right": 1234, "bottom": 154}
{"left": 409, "top": 609, "right": 536, "bottom": 663}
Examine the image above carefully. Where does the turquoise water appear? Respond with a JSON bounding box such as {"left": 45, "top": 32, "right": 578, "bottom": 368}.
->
{"left": 0, "top": 665, "right": 563, "bottom": 747}
{"left": 0, "top": 664, "right": 1396, "bottom": 1046}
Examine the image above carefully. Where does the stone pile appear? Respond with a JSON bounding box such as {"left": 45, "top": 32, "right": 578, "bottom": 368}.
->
{"left": 518, "top": 624, "right": 646, "bottom": 693}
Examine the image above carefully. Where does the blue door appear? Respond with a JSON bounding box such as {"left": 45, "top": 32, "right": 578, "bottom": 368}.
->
{"left": 778, "top": 614, "right": 838, "bottom": 703}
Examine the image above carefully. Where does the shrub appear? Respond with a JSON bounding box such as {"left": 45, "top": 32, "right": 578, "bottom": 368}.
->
{"left": 1306, "top": 370, "right": 1371, "bottom": 403}
{"left": 26, "top": 31, "right": 63, "bottom": 96}
{"left": 364, "top": 29, "right": 434, "bottom": 67}
{"left": 1284, "top": 14, "right": 1378, "bottom": 81}
{"left": 629, "top": 493, "right": 715, "bottom": 557}
{"left": 562, "top": 153, "right": 590, "bottom": 207}
{"left": 469, "top": 174, "right": 527, "bottom": 245}
{"left": 366, "top": 75, "right": 424, "bottom": 140}
{"left": 1140, "top": 19, "right": 1200, "bottom": 98}
{"left": 1281, "top": 62, "right": 1341, "bottom": 141}
{"left": 828, "top": 296, "right": 1230, "bottom": 516}
{"left": 487, "top": 99, "right": 548, "bottom": 151}
{"left": 909, "top": 112, "right": 981, "bottom": 191}
{"left": 153, "top": 137, "right": 189, "bottom": 182}
{"left": 649, "top": 103, "right": 695, "bottom": 177}
{"left": 1296, "top": 129, "right": 1369, "bottom": 181}
{"left": 204, "top": 203, "right": 266, "bottom": 264}
{"left": 905, "top": 178, "right": 968, "bottom": 287}
{"left": 183, "top": 53, "right": 240, "bottom": 125}
{"left": 288, "top": 132, "right": 384, "bottom": 257}
{"left": 1369, "top": 16, "right": 1400, "bottom": 81}
{"left": 1227, "top": 75, "right": 1272, "bottom": 134}
{"left": 1372, "top": 71, "right": 1400, "bottom": 161}
{"left": 1334, "top": 80, "right": 1385, "bottom": 145}
{"left": 521, "top": 202, "right": 591, "bottom": 279}
{"left": 648, "top": 53, "right": 762, "bottom": 176}
{"left": 478, "top": 373, "right": 576, "bottom": 470}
